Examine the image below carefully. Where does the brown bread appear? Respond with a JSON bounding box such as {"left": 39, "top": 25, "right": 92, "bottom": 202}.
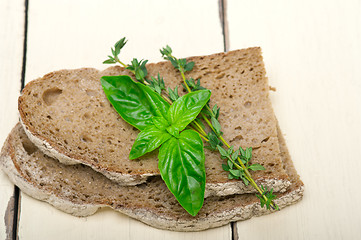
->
{"left": 0, "top": 123, "right": 303, "bottom": 231}
{"left": 18, "top": 48, "right": 290, "bottom": 194}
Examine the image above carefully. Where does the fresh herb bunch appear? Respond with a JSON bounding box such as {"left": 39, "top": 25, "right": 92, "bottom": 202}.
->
{"left": 103, "top": 40, "right": 211, "bottom": 216}
{"left": 102, "top": 38, "right": 279, "bottom": 214}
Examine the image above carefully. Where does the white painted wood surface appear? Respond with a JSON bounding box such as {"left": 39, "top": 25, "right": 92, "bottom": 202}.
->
{"left": 18, "top": 0, "right": 230, "bottom": 239}
{"left": 2, "top": 0, "right": 361, "bottom": 239}
{"left": 228, "top": 0, "right": 361, "bottom": 239}
{"left": 0, "top": 0, "right": 25, "bottom": 239}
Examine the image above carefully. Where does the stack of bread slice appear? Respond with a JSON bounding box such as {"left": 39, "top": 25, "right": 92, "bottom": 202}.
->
{"left": 0, "top": 47, "right": 304, "bottom": 231}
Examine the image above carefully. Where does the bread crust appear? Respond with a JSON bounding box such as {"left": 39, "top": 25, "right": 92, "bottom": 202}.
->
{"left": 0, "top": 123, "right": 303, "bottom": 231}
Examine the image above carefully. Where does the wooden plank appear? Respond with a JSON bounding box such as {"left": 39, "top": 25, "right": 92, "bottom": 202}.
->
{"left": 19, "top": 0, "right": 230, "bottom": 239}
{"left": 0, "top": 0, "right": 25, "bottom": 239}
{"left": 227, "top": 0, "right": 361, "bottom": 239}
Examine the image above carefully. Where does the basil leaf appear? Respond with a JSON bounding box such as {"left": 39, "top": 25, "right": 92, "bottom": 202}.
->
{"left": 165, "top": 125, "right": 179, "bottom": 138}
{"left": 158, "top": 130, "right": 205, "bottom": 216}
{"left": 152, "top": 116, "right": 169, "bottom": 131}
{"left": 136, "top": 81, "right": 169, "bottom": 120}
{"left": 101, "top": 75, "right": 169, "bottom": 131}
{"left": 129, "top": 125, "right": 171, "bottom": 159}
{"left": 167, "top": 90, "right": 211, "bottom": 132}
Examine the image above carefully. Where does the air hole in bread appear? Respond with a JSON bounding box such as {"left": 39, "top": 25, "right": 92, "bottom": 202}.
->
{"left": 80, "top": 134, "right": 92, "bottom": 143}
{"left": 22, "top": 139, "right": 37, "bottom": 155}
{"left": 235, "top": 126, "right": 242, "bottom": 130}
{"left": 261, "top": 137, "right": 270, "bottom": 143}
{"left": 42, "top": 87, "right": 62, "bottom": 105}
{"left": 85, "top": 89, "right": 97, "bottom": 97}
{"left": 244, "top": 101, "right": 252, "bottom": 108}
{"left": 216, "top": 73, "right": 225, "bottom": 79}
{"left": 83, "top": 113, "right": 91, "bottom": 119}
{"left": 230, "top": 135, "right": 243, "bottom": 143}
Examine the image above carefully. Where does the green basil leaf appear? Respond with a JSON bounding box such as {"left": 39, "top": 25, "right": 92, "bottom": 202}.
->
{"left": 101, "top": 75, "right": 169, "bottom": 131}
{"left": 152, "top": 116, "right": 169, "bottom": 131}
{"left": 158, "top": 130, "right": 205, "bottom": 216}
{"left": 136, "top": 81, "right": 169, "bottom": 120}
{"left": 165, "top": 125, "right": 179, "bottom": 138}
{"left": 129, "top": 125, "right": 171, "bottom": 159}
{"left": 167, "top": 90, "right": 211, "bottom": 132}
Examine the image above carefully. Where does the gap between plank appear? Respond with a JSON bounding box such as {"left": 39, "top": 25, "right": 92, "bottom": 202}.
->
{"left": 219, "top": 0, "right": 229, "bottom": 52}
{"left": 20, "top": 0, "right": 29, "bottom": 91}
{"left": 13, "top": 0, "right": 29, "bottom": 239}
{"left": 231, "top": 222, "right": 239, "bottom": 240}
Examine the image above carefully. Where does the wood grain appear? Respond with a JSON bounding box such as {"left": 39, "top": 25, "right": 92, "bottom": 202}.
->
{"left": 4, "top": 0, "right": 359, "bottom": 238}
{"left": 228, "top": 0, "right": 361, "bottom": 239}
{"left": 0, "top": 0, "right": 25, "bottom": 239}
{"left": 18, "top": 0, "right": 230, "bottom": 239}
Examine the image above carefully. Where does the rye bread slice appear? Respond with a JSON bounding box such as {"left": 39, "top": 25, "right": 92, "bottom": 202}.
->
{"left": 0, "top": 123, "right": 303, "bottom": 231}
{"left": 18, "top": 48, "right": 290, "bottom": 194}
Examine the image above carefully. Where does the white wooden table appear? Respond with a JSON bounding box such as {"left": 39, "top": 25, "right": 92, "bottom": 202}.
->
{"left": 1, "top": 0, "right": 361, "bottom": 239}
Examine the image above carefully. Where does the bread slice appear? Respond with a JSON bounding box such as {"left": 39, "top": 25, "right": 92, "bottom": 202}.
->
{"left": 0, "top": 123, "right": 303, "bottom": 231}
{"left": 18, "top": 48, "right": 290, "bottom": 195}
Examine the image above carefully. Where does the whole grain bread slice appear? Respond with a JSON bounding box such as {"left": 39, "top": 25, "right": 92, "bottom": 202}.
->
{"left": 18, "top": 48, "right": 290, "bottom": 194}
{"left": 0, "top": 123, "right": 303, "bottom": 231}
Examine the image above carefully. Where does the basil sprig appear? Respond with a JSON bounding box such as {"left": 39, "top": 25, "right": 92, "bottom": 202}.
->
{"left": 101, "top": 75, "right": 169, "bottom": 131}
{"left": 101, "top": 75, "right": 211, "bottom": 216}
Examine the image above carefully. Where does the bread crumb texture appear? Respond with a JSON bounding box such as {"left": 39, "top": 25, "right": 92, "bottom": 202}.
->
{"left": 18, "top": 48, "right": 289, "bottom": 189}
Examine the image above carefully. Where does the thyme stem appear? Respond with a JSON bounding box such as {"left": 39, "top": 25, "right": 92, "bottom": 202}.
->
{"left": 179, "top": 63, "right": 277, "bottom": 210}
